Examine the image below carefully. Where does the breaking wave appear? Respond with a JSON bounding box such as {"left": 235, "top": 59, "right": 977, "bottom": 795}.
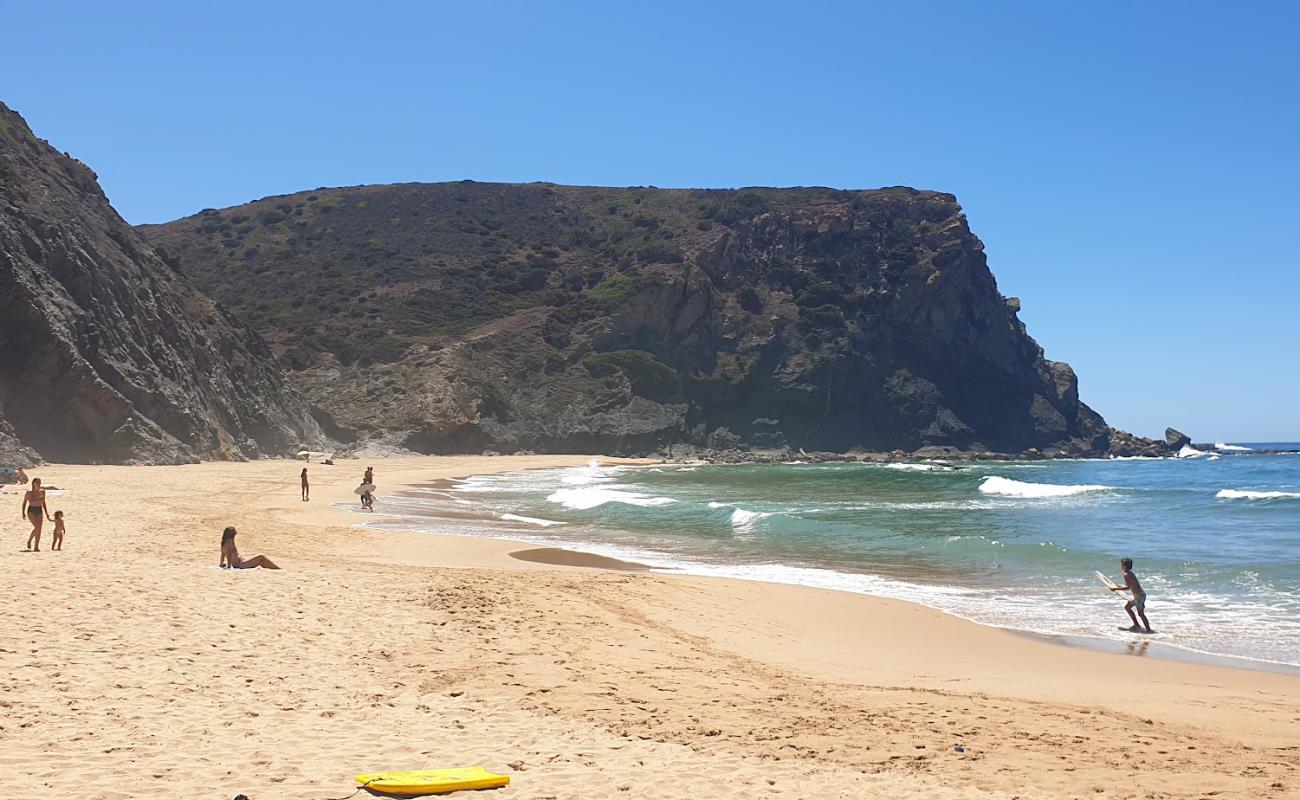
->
{"left": 1216, "top": 489, "right": 1300, "bottom": 501}
{"left": 729, "top": 508, "right": 773, "bottom": 527}
{"left": 978, "top": 476, "right": 1113, "bottom": 498}
{"left": 546, "top": 487, "right": 676, "bottom": 510}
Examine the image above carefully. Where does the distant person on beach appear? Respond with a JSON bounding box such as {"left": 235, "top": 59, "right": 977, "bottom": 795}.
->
{"left": 1109, "top": 557, "right": 1152, "bottom": 633}
{"left": 22, "top": 477, "right": 52, "bottom": 551}
{"left": 220, "top": 526, "right": 281, "bottom": 570}
{"left": 51, "top": 510, "right": 65, "bottom": 550}
{"left": 364, "top": 465, "right": 374, "bottom": 484}
{"left": 301, "top": 467, "right": 310, "bottom": 502}
{"left": 360, "top": 489, "right": 374, "bottom": 512}
{"left": 18, "top": 467, "right": 29, "bottom": 484}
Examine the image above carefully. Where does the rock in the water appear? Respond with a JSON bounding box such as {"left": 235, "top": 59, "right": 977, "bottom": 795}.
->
{"left": 0, "top": 102, "right": 327, "bottom": 464}
{"left": 1164, "top": 427, "right": 1192, "bottom": 450}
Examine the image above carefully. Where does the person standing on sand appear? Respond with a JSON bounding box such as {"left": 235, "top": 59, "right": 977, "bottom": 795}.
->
{"left": 364, "top": 465, "right": 374, "bottom": 485}
{"left": 51, "top": 510, "right": 66, "bottom": 550}
{"left": 220, "top": 527, "right": 281, "bottom": 569}
{"left": 301, "top": 467, "right": 310, "bottom": 501}
{"left": 22, "top": 477, "right": 52, "bottom": 551}
{"left": 1109, "top": 557, "right": 1152, "bottom": 633}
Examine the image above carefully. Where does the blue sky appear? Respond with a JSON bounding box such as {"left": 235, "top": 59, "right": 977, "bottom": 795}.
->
{"left": 5, "top": 1, "right": 1298, "bottom": 440}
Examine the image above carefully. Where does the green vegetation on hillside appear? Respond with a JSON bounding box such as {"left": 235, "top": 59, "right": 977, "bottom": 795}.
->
{"left": 140, "top": 183, "right": 957, "bottom": 367}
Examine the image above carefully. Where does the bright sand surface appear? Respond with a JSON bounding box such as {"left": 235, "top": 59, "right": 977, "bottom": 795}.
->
{"left": 2, "top": 456, "right": 1298, "bottom": 799}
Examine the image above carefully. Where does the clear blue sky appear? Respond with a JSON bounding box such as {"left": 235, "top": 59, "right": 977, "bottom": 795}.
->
{"left": 6, "top": 1, "right": 1298, "bottom": 441}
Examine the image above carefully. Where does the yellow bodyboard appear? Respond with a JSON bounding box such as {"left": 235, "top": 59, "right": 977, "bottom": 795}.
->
{"left": 355, "top": 766, "right": 510, "bottom": 796}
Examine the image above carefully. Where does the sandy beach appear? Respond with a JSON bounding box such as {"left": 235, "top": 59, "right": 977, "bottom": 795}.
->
{"left": 2, "top": 456, "right": 1297, "bottom": 799}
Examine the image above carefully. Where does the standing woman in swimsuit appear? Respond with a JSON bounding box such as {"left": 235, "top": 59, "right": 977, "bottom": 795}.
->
{"left": 220, "top": 526, "right": 281, "bottom": 569}
{"left": 300, "top": 467, "right": 310, "bottom": 502}
{"left": 23, "top": 477, "right": 52, "bottom": 551}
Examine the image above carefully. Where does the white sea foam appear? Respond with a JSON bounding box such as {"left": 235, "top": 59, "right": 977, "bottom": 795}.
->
{"left": 884, "top": 463, "right": 945, "bottom": 472}
{"left": 546, "top": 487, "right": 676, "bottom": 510}
{"left": 707, "top": 501, "right": 730, "bottom": 509}
{"left": 561, "top": 474, "right": 605, "bottom": 485}
{"left": 729, "top": 508, "right": 773, "bottom": 527}
{"left": 1216, "top": 489, "right": 1300, "bottom": 500}
{"left": 978, "top": 476, "right": 1113, "bottom": 498}
{"left": 1177, "top": 444, "right": 1207, "bottom": 459}
{"left": 1215, "top": 442, "right": 1253, "bottom": 452}
{"left": 500, "top": 513, "right": 567, "bottom": 527}
{"left": 451, "top": 476, "right": 514, "bottom": 493}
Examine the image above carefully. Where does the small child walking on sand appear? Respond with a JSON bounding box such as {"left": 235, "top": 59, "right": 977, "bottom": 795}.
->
{"left": 1109, "top": 557, "right": 1152, "bottom": 633}
{"left": 51, "top": 510, "right": 65, "bottom": 550}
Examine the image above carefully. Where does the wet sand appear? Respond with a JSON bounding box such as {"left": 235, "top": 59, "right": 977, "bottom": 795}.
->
{"left": 508, "top": 547, "right": 650, "bottom": 571}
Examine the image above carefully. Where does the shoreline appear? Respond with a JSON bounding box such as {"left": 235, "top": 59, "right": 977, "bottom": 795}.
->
{"left": 5, "top": 454, "right": 1298, "bottom": 799}
{"left": 364, "top": 463, "right": 1300, "bottom": 677}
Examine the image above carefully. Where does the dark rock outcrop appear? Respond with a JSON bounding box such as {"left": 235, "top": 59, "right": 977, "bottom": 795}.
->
{"left": 1104, "top": 428, "right": 1168, "bottom": 458}
{"left": 0, "top": 102, "right": 326, "bottom": 463}
{"left": 143, "top": 181, "right": 1121, "bottom": 457}
{"left": 1164, "top": 427, "right": 1191, "bottom": 450}
{"left": 0, "top": 402, "right": 39, "bottom": 467}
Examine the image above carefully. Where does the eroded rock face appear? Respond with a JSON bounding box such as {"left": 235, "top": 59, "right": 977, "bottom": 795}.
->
{"left": 0, "top": 102, "right": 326, "bottom": 464}
{"left": 1165, "top": 427, "right": 1192, "bottom": 450}
{"left": 143, "top": 181, "right": 1125, "bottom": 456}
{"left": 0, "top": 402, "right": 39, "bottom": 467}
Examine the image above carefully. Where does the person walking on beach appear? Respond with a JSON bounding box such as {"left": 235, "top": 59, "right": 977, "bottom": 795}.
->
{"left": 301, "top": 467, "right": 310, "bottom": 502}
{"left": 1109, "top": 557, "right": 1152, "bottom": 633}
{"left": 364, "top": 465, "right": 374, "bottom": 485}
{"left": 360, "top": 488, "right": 374, "bottom": 512}
{"left": 220, "top": 526, "right": 281, "bottom": 570}
{"left": 22, "top": 477, "right": 52, "bottom": 551}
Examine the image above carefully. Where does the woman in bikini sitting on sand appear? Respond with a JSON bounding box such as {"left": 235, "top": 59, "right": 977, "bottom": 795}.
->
{"left": 220, "top": 526, "right": 281, "bottom": 570}
{"left": 22, "top": 477, "right": 53, "bottom": 551}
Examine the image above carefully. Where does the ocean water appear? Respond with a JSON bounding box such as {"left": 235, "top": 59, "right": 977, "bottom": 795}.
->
{"left": 350, "top": 445, "right": 1300, "bottom": 669}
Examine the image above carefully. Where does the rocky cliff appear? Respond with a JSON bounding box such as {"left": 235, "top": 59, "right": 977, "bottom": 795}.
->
{"left": 143, "top": 181, "right": 1134, "bottom": 457}
{"left": 0, "top": 102, "right": 326, "bottom": 464}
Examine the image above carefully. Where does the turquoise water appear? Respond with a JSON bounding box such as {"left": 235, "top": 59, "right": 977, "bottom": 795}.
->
{"left": 355, "top": 446, "right": 1300, "bottom": 668}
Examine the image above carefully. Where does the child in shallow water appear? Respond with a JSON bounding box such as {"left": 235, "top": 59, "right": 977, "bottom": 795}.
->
{"left": 51, "top": 510, "right": 65, "bottom": 550}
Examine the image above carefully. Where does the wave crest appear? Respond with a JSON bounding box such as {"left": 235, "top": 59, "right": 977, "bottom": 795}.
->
{"left": 730, "top": 508, "right": 773, "bottom": 527}
{"left": 1216, "top": 489, "right": 1300, "bottom": 501}
{"left": 546, "top": 487, "right": 676, "bottom": 510}
{"left": 978, "top": 476, "right": 1113, "bottom": 498}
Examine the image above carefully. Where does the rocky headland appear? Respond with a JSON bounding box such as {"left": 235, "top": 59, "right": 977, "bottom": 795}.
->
{"left": 0, "top": 102, "right": 326, "bottom": 464}
{"left": 142, "top": 181, "right": 1167, "bottom": 460}
{"left": 0, "top": 99, "right": 1181, "bottom": 466}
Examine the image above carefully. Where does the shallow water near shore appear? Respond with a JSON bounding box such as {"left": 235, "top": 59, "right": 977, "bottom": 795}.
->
{"left": 346, "top": 445, "right": 1300, "bottom": 669}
